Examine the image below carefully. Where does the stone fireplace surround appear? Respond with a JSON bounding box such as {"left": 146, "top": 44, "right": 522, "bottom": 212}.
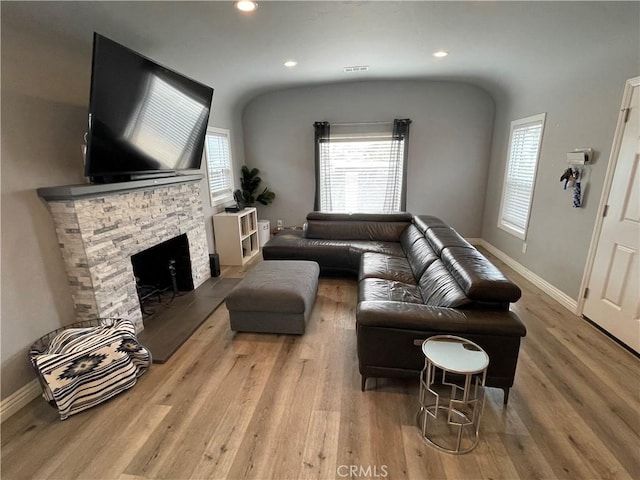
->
{"left": 38, "top": 175, "right": 210, "bottom": 331}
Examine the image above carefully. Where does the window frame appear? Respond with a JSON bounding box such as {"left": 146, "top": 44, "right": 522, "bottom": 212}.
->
{"left": 497, "top": 113, "right": 546, "bottom": 240}
{"left": 203, "top": 126, "right": 235, "bottom": 208}
{"left": 316, "top": 124, "right": 408, "bottom": 213}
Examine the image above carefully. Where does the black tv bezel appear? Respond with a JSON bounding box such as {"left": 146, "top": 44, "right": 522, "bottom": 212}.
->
{"left": 84, "top": 33, "right": 214, "bottom": 184}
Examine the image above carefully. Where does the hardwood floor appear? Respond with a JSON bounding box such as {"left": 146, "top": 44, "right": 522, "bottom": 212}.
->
{"left": 2, "top": 253, "right": 639, "bottom": 480}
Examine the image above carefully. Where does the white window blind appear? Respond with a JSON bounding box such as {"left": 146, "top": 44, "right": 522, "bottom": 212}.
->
{"left": 204, "top": 127, "right": 234, "bottom": 207}
{"left": 498, "top": 113, "right": 546, "bottom": 239}
{"left": 318, "top": 125, "right": 405, "bottom": 212}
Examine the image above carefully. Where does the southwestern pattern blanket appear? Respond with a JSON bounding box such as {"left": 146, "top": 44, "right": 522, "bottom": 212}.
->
{"left": 31, "top": 318, "right": 151, "bottom": 420}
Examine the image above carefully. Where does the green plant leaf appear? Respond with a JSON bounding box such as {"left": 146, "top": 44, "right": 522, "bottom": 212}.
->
{"left": 256, "top": 187, "right": 275, "bottom": 205}
{"left": 237, "top": 165, "right": 275, "bottom": 206}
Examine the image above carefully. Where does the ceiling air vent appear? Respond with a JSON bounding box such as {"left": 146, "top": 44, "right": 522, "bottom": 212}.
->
{"left": 343, "top": 65, "right": 369, "bottom": 73}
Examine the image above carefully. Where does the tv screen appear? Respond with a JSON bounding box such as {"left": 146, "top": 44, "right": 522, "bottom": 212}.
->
{"left": 85, "top": 33, "right": 214, "bottom": 183}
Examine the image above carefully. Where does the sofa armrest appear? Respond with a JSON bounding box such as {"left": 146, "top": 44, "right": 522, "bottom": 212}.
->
{"left": 357, "top": 300, "right": 469, "bottom": 332}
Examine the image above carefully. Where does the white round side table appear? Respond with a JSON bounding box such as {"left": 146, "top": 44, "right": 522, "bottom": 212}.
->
{"left": 416, "top": 335, "right": 489, "bottom": 454}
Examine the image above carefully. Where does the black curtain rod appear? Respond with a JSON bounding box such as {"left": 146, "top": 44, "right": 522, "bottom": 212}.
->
{"left": 330, "top": 121, "right": 393, "bottom": 126}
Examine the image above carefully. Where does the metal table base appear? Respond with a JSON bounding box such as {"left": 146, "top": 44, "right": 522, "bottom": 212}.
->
{"left": 416, "top": 335, "right": 488, "bottom": 454}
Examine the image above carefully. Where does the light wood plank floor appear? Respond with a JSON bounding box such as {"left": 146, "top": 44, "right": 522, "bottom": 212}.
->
{"left": 2, "top": 252, "right": 639, "bottom": 480}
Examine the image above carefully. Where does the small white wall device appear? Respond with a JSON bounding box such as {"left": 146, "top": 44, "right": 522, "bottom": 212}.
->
{"left": 566, "top": 148, "right": 593, "bottom": 165}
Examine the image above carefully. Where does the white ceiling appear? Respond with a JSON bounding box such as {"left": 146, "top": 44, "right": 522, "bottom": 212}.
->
{"left": 2, "top": 1, "right": 639, "bottom": 114}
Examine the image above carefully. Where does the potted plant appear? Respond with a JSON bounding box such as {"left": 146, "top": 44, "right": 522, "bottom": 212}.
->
{"left": 233, "top": 166, "right": 276, "bottom": 208}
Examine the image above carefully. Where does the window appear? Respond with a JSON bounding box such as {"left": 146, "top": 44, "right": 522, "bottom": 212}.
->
{"left": 498, "top": 113, "right": 546, "bottom": 239}
{"left": 204, "top": 127, "right": 234, "bottom": 207}
{"left": 314, "top": 119, "right": 410, "bottom": 213}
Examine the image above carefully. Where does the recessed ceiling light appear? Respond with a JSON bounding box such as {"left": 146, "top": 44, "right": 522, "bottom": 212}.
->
{"left": 284, "top": 60, "right": 297, "bottom": 68}
{"left": 235, "top": 1, "right": 258, "bottom": 12}
{"left": 433, "top": 51, "right": 449, "bottom": 58}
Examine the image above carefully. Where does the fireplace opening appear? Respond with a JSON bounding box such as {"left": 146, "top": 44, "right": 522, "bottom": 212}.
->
{"left": 131, "top": 234, "right": 194, "bottom": 315}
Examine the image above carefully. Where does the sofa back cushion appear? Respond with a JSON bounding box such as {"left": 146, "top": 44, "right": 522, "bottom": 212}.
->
{"left": 441, "top": 247, "right": 522, "bottom": 303}
{"left": 425, "top": 226, "right": 472, "bottom": 255}
{"left": 305, "top": 212, "right": 412, "bottom": 241}
{"left": 403, "top": 235, "right": 438, "bottom": 280}
{"left": 413, "top": 215, "right": 448, "bottom": 234}
{"left": 418, "top": 260, "right": 472, "bottom": 308}
{"left": 400, "top": 224, "right": 423, "bottom": 250}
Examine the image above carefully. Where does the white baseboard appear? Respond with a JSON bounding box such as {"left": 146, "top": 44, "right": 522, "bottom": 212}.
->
{"left": 476, "top": 239, "right": 579, "bottom": 314}
{"left": 1, "top": 379, "right": 41, "bottom": 423}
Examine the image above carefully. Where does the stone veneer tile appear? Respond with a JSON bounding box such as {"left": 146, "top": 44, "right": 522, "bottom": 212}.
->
{"left": 45, "top": 181, "right": 210, "bottom": 331}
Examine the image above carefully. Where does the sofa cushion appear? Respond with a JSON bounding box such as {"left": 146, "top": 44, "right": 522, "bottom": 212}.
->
{"left": 307, "top": 212, "right": 413, "bottom": 223}
{"left": 263, "top": 230, "right": 354, "bottom": 272}
{"left": 425, "top": 226, "right": 473, "bottom": 255}
{"left": 359, "top": 252, "right": 416, "bottom": 284}
{"left": 357, "top": 300, "right": 468, "bottom": 331}
{"left": 441, "top": 247, "right": 522, "bottom": 303}
{"left": 348, "top": 241, "right": 405, "bottom": 259}
{"left": 305, "top": 212, "right": 411, "bottom": 242}
{"left": 404, "top": 236, "right": 439, "bottom": 280}
{"left": 305, "top": 221, "right": 410, "bottom": 242}
{"left": 359, "top": 278, "right": 423, "bottom": 304}
{"left": 413, "top": 215, "right": 449, "bottom": 234}
{"left": 263, "top": 231, "right": 406, "bottom": 275}
{"left": 400, "top": 224, "right": 424, "bottom": 251}
{"left": 419, "top": 260, "right": 472, "bottom": 308}
{"left": 357, "top": 301, "right": 525, "bottom": 337}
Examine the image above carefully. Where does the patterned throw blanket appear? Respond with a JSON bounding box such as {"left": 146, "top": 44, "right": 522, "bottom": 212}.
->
{"left": 32, "top": 318, "right": 151, "bottom": 420}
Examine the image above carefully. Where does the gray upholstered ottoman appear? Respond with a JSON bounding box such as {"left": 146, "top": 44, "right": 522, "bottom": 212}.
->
{"left": 226, "top": 260, "right": 320, "bottom": 334}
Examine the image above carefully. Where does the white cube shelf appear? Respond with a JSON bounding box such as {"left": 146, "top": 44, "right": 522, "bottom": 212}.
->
{"left": 213, "top": 207, "right": 260, "bottom": 266}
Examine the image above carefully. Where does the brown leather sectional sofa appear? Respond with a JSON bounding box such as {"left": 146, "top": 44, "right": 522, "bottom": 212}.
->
{"left": 262, "top": 212, "right": 526, "bottom": 403}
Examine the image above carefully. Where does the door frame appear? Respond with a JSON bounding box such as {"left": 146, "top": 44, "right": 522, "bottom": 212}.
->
{"left": 578, "top": 76, "right": 640, "bottom": 315}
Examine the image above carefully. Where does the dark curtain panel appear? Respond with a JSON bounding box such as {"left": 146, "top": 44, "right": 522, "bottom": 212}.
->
{"left": 314, "top": 121, "right": 330, "bottom": 211}
{"left": 384, "top": 118, "right": 411, "bottom": 211}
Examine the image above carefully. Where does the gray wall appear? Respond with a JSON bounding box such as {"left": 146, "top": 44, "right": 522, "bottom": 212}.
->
{"left": 482, "top": 60, "right": 640, "bottom": 299}
{"left": 242, "top": 81, "right": 495, "bottom": 237}
{"left": 1, "top": 93, "right": 87, "bottom": 399}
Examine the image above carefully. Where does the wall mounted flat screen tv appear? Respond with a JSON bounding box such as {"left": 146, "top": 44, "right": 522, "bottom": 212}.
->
{"left": 85, "top": 33, "right": 214, "bottom": 183}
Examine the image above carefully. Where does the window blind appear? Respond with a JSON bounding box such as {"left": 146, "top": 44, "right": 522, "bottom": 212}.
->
{"left": 499, "top": 114, "right": 545, "bottom": 238}
{"left": 316, "top": 120, "right": 409, "bottom": 213}
{"left": 204, "top": 129, "right": 234, "bottom": 206}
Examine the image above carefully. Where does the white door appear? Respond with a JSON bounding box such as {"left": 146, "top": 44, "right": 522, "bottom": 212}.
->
{"left": 583, "top": 79, "right": 640, "bottom": 352}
